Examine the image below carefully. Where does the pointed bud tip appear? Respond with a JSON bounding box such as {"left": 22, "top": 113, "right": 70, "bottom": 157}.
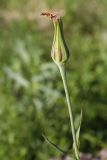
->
{"left": 41, "top": 11, "right": 60, "bottom": 20}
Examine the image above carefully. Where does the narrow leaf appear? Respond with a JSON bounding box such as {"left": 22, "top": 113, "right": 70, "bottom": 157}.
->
{"left": 42, "top": 134, "right": 67, "bottom": 154}
{"left": 76, "top": 109, "right": 83, "bottom": 147}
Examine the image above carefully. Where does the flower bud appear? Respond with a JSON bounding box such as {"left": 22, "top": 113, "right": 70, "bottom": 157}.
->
{"left": 41, "top": 12, "right": 69, "bottom": 66}
{"left": 51, "top": 17, "right": 69, "bottom": 66}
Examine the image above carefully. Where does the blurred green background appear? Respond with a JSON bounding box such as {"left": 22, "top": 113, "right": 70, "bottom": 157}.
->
{"left": 0, "top": 0, "right": 107, "bottom": 159}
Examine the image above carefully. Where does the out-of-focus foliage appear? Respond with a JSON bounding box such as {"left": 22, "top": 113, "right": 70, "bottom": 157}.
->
{"left": 0, "top": 0, "right": 107, "bottom": 159}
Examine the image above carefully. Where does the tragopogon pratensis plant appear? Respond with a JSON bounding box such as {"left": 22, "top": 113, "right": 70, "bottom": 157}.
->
{"left": 41, "top": 12, "right": 82, "bottom": 160}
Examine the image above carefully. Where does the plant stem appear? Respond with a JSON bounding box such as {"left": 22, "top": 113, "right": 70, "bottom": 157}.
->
{"left": 58, "top": 65, "right": 80, "bottom": 160}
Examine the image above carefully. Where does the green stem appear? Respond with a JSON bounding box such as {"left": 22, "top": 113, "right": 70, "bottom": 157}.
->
{"left": 58, "top": 65, "right": 79, "bottom": 160}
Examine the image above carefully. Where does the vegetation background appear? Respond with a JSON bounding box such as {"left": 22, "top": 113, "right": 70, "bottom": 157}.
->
{"left": 0, "top": 0, "right": 107, "bottom": 159}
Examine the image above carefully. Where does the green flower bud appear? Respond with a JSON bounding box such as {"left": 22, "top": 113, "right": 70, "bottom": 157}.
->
{"left": 51, "top": 17, "right": 69, "bottom": 66}
{"left": 41, "top": 12, "right": 69, "bottom": 66}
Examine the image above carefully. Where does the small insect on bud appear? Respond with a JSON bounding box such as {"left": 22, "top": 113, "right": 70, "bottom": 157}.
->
{"left": 41, "top": 12, "right": 69, "bottom": 67}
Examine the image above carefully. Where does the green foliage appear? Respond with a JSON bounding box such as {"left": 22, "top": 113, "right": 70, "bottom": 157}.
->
{"left": 0, "top": 0, "right": 107, "bottom": 159}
